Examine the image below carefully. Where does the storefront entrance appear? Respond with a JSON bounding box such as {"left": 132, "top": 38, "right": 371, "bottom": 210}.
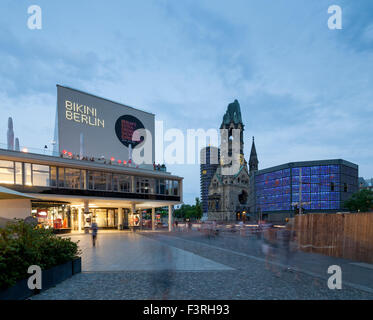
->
{"left": 31, "top": 200, "right": 71, "bottom": 231}
{"left": 91, "top": 208, "right": 118, "bottom": 229}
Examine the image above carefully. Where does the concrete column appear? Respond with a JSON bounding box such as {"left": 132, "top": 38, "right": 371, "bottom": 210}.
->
{"left": 118, "top": 207, "right": 123, "bottom": 230}
{"left": 83, "top": 200, "right": 90, "bottom": 231}
{"left": 130, "top": 203, "right": 136, "bottom": 230}
{"left": 71, "top": 210, "right": 75, "bottom": 231}
{"left": 78, "top": 208, "right": 82, "bottom": 232}
{"left": 168, "top": 205, "right": 173, "bottom": 232}
{"left": 139, "top": 208, "right": 143, "bottom": 230}
{"left": 151, "top": 207, "right": 156, "bottom": 231}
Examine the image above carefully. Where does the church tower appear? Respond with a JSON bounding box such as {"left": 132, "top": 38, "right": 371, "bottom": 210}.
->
{"left": 219, "top": 99, "right": 245, "bottom": 167}
{"left": 249, "top": 136, "right": 258, "bottom": 173}
{"left": 207, "top": 99, "right": 250, "bottom": 222}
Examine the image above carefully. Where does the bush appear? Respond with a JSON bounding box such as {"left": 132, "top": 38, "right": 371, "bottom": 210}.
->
{"left": 0, "top": 219, "right": 80, "bottom": 290}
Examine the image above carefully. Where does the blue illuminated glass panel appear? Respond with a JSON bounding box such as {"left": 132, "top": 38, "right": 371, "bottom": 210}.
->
{"left": 256, "top": 164, "right": 346, "bottom": 212}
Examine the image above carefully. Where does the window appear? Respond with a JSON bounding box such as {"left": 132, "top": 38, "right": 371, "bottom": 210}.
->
{"left": 32, "top": 164, "right": 50, "bottom": 186}
{"left": 136, "top": 177, "right": 154, "bottom": 194}
{"left": 0, "top": 160, "right": 14, "bottom": 184}
{"left": 88, "top": 171, "right": 111, "bottom": 191}
{"left": 159, "top": 179, "right": 165, "bottom": 194}
{"left": 344, "top": 183, "right": 348, "bottom": 192}
{"left": 58, "top": 167, "right": 65, "bottom": 188}
{"left": 173, "top": 180, "right": 179, "bottom": 195}
{"left": 166, "top": 180, "right": 173, "bottom": 195}
{"left": 25, "top": 163, "right": 32, "bottom": 186}
{"left": 113, "top": 174, "right": 131, "bottom": 192}
{"left": 65, "top": 168, "right": 81, "bottom": 189}
{"left": 81, "top": 170, "right": 87, "bottom": 189}
{"left": 15, "top": 162, "right": 22, "bottom": 185}
{"left": 50, "top": 166, "right": 57, "bottom": 187}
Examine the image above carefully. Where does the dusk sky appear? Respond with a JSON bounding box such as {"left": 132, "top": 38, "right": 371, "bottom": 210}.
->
{"left": 1, "top": 0, "right": 372, "bottom": 204}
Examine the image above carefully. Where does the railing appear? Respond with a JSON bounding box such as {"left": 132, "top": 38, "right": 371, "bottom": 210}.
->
{"left": 0, "top": 142, "right": 167, "bottom": 172}
{"left": 0, "top": 142, "right": 59, "bottom": 157}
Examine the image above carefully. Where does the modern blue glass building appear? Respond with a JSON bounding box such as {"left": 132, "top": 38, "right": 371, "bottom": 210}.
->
{"left": 253, "top": 159, "right": 358, "bottom": 219}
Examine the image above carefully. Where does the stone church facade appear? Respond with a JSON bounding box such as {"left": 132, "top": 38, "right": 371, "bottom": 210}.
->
{"left": 207, "top": 100, "right": 258, "bottom": 221}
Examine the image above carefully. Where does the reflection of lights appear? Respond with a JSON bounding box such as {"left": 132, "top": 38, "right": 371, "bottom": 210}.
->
{"left": 22, "top": 148, "right": 28, "bottom": 153}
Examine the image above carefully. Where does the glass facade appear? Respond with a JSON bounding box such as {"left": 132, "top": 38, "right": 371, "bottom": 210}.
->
{"left": 0, "top": 159, "right": 180, "bottom": 196}
{"left": 31, "top": 202, "right": 70, "bottom": 230}
{"left": 255, "top": 163, "right": 358, "bottom": 213}
{"left": 0, "top": 160, "right": 14, "bottom": 184}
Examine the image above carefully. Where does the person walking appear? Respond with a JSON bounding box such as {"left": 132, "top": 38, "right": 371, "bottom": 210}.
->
{"left": 90, "top": 220, "right": 98, "bottom": 247}
{"left": 278, "top": 221, "right": 297, "bottom": 271}
{"left": 262, "top": 224, "right": 280, "bottom": 276}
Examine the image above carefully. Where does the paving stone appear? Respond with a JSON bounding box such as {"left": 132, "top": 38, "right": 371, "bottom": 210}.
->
{"left": 30, "top": 231, "right": 373, "bottom": 300}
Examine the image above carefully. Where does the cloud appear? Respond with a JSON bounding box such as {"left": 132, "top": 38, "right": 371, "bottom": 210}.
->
{"left": 0, "top": 0, "right": 372, "bottom": 204}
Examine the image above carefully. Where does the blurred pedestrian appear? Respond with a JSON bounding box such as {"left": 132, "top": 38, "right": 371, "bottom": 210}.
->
{"left": 262, "top": 224, "right": 280, "bottom": 276}
{"left": 278, "top": 221, "right": 297, "bottom": 271}
{"left": 90, "top": 220, "right": 98, "bottom": 247}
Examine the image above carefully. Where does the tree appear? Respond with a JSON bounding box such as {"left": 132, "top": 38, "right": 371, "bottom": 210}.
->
{"left": 174, "top": 198, "right": 203, "bottom": 220}
{"left": 344, "top": 189, "right": 373, "bottom": 212}
{"left": 194, "top": 197, "right": 202, "bottom": 220}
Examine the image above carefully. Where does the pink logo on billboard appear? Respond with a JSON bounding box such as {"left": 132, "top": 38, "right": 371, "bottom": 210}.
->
{"left": 115, "top": 115, "right": 145, "bottom": 148}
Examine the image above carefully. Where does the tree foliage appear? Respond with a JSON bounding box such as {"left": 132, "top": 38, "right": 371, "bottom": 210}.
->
{"left": 174, "top": 197, "right": 203, "bottom": 220}
{"left": 344, "top": 189, "right": 373, "bottom": 212}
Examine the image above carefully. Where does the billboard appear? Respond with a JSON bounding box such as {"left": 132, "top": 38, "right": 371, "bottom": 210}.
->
{"left": 56, "top": 85, "right": 155, "bottom": 164}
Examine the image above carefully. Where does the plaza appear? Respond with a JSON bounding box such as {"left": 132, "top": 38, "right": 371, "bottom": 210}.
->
{"left": 31, "top": 230, "right": 373, "bottom": 300}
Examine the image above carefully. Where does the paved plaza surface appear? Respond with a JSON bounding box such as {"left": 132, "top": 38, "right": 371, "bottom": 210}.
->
{"left": 31, "top": 230, "right": 373, "bottom": 300}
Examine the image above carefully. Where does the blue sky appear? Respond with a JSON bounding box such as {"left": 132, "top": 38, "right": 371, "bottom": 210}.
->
{"left": 0, "top": 0, "right": 373, "bottom": 204}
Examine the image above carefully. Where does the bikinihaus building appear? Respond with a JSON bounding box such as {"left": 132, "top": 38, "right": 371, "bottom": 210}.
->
{"left": 0, "top": 85, "right": 183, "bottom": 232}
